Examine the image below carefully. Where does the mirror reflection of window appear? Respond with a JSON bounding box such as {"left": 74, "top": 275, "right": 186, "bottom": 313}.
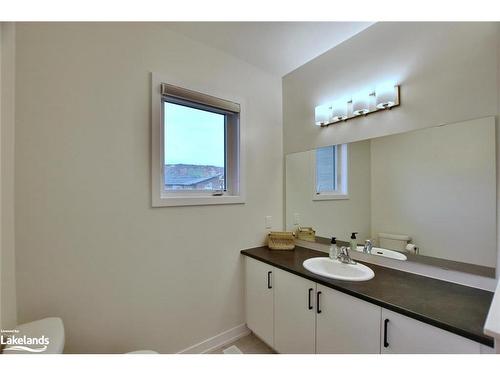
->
{"left": 316, "top": 145, "right": 337, "bottom": 193}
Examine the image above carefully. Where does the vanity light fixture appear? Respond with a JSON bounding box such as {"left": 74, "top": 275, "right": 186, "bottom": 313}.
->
{"left": 314, "top": 85, "right": 400, "bottom": 127}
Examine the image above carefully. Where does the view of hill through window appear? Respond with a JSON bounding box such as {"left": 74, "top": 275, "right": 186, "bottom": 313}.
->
{"left": 164, "top": 102, "right": 225, "bottom": 190}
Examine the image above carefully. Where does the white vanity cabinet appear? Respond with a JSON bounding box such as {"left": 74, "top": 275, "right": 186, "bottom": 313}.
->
{"left": 244, "top": 256, "right": 489, "bottom": 354}
{"left": 274, "top": 268, "right": 316, "bottom": 353}
{"left": 245, "top": 257, "right": 274, "bottom": 347}
{"left": 316, "top": 285, "right": 381, "bottom": 353}
{"left": 381, "top": 308, "right": 481, "bottom": 354}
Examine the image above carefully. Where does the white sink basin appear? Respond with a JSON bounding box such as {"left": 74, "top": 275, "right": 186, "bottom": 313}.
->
{"left": 303, "top": 257, "right": 374, "bottom": 281}
{"left": 356, "top": 246, "right": 407, "bottom": 261}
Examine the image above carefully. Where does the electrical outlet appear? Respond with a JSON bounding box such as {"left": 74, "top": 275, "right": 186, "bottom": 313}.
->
{"left": 293, "top": 213, "right": 300, "bottom": 225}
{"left": 265, "top": 216, "right": 272, "bottom": 229}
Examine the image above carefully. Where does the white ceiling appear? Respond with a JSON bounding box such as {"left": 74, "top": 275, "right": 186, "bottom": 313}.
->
{"left": 165, "top": 22, "right": 374, "bottom": 77}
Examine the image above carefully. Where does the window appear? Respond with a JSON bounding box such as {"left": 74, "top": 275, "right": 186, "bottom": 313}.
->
{"left": 152, "top": 74, "right": 243, "bottom": 207}
{"left": 313, "top": 144, "right": 348, "bottom": 200}
{"left": 164, "top": 102, "right": 226, "bottom": 192}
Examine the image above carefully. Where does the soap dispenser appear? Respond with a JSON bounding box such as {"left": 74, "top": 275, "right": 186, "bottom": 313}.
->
{"left": 350, "top": 232, "right": 358, "bottom": 253}
{"left": 329, "top": 237, "right": 338, "bottom": 260}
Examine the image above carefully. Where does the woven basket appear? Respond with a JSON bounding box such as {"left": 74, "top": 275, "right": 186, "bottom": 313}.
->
{"left": 268, "top": 231, "right": 295, "bottom": 250}
{"left": 296, "top": 227, "right": 316, "bottom": 242}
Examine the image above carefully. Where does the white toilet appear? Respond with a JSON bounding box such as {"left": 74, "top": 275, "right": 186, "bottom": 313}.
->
{"left": 3, "top": 317, "right": 65, "bottom": 354}
{"left": 378, "top": 232, "right": 411, "bottom": 252}
{"left": 2, "top": 317, "right": 157, "bottom": 354}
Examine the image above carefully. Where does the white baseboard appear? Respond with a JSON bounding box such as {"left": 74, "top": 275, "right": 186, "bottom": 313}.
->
{"left": 177, "top": 324, "right": 251, "bottom": 354}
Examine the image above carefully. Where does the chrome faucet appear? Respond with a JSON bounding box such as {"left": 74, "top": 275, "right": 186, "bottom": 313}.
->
{"left": 363, "top": 240, "right": 373, "bottom": 254}
{"left": 337, "top": 246, "right": 357, "bottom": 265}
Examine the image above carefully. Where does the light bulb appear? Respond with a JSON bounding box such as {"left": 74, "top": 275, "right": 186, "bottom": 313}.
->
{"left": 314, "top": 104, "right": 332, "bottom": 126}
{"left": 331, "top": 100, "right": 348, "bottom": 121}
{"left": 352, "top": 91, "right": 370, "bottom": 116}
{"left": 376, "top": 84, "right": 397, "bottom": 109}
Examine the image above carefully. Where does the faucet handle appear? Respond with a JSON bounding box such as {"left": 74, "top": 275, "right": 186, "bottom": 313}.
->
{"left": 337, "top": 246, "right": 356, "bottom": 265}
{"left": 363, "top": 239, "right": 373, "bottom": 255}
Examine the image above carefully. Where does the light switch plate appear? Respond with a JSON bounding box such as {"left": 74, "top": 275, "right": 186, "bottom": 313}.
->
{"left": 265, "top": 216, "right": 272, "bottom": 229}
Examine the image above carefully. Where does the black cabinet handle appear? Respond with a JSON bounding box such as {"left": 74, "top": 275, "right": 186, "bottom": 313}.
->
{"left": 308, "top": 288, "right": 313, "bottom": 310}
{"left": 316, "top": 291, "right": 322, "bottom": 314}
{"left": 383, "top": 319, "right": 389, "bottom": 348}
{"left": 267, "top": 271, "right": 272, "bottom": 289}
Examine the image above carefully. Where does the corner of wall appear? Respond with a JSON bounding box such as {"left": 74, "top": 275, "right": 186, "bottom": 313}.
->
{"left": 496, "top": 23, "right": 500, "bottom": 280}
{"left": 0, "top": 22, "right": 17, "bottom": 330}
{"left": 0, "top": 21, "right": 3, "bottom": 330}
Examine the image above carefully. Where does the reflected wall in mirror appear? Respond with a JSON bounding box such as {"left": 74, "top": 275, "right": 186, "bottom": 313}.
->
{"left": 285, "top": 117, "right": 496, "bottom": 276}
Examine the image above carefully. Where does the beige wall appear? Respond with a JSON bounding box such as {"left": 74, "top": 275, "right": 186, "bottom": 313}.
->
{"left": 14, "top": 23, "right": 283, "bottom": 353}
{"left": 283, "top": 22, "right": 500, "bottom": 278}
{"left": 0, "top": 22, "right": 17, "bottom": 331}
{"left": 285, "top": 140, "right": 371, "bottom": 241}
{"left": 371, "top": 117, "right": 496, "bottom": 267}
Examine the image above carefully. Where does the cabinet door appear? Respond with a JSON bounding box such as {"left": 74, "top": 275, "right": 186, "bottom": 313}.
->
{"left": 245, "top": 257, "right": 274, "bottom": 347}
{"left": 316, "top": 285, "right": 382, "bottom": 353}
{"left": 274, "top": 268, "right": 316, "bottom": 353}
{"left": 381, "top": 308, "right": 480, "bottom": 354}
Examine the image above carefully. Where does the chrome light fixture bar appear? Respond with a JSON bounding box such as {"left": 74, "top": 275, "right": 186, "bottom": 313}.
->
{"left": 315, "top": 85, "right": 400, "bottom": 127}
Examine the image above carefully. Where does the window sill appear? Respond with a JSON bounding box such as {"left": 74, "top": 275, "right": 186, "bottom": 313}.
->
{"left": 152, "top": 195, "right": 245, "bottom": 207}
{"left": 312, "top": 193, "right": 349, "bottom": 201}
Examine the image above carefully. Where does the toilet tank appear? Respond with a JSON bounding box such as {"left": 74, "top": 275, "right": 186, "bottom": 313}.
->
{"left": 378, "top": 233, "right": 410, "bottom": 251}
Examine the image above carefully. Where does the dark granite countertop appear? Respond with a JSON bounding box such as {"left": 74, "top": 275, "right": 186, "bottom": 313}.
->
{"left": 241, "top": 246, "right": 494, "bottom": 347}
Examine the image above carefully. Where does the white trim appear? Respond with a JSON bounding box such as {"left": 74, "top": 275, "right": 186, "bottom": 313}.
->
{"left": 151, "top": 72, "right": 163, "bottom": 207}
{"left": 151, "top": 72, "right": 246, "bottom": 208}
{"left": 177, "top": 324, "right": 251, "bottom": 354}
{"left": 154, "top": 195, "right": 245, "bottom": 207}
{"left": 313, "top": 193, "right": 350, "bottom": 201}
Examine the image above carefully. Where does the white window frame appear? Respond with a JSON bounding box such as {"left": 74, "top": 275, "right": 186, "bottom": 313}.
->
{"left": 312, "top": 143, "right": 349, "bottom": 201}
{"left": 151, "top": 73, "right": 245, "bottom": 207}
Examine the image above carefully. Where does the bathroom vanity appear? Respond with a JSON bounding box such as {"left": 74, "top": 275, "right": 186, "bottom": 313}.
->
{"left": 241, "top": 246, "right": 495, "bottom": 354}
{"left": 252, "top": 114, "right": 499, "bottom": 354}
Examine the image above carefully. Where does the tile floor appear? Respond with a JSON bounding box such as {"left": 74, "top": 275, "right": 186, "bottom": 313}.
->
{"left": 209, "top": 333, "right": 275, "bottom": 354}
